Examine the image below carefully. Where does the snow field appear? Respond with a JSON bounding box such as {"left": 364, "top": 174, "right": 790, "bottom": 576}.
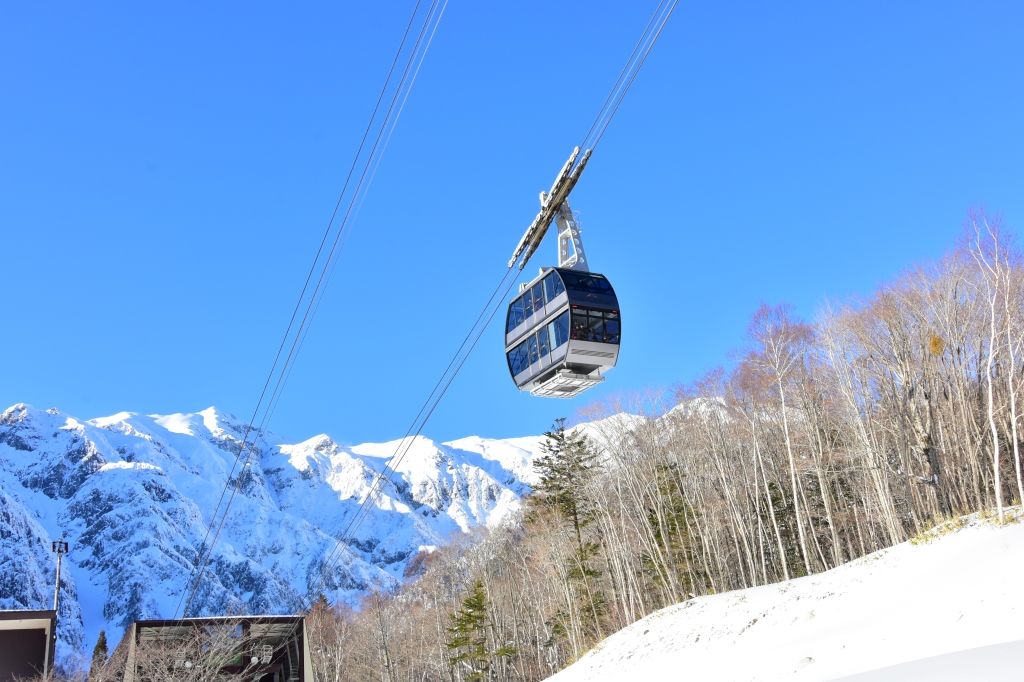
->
{"left": 548, "top": 511, "right": 1024, "bottom": 681}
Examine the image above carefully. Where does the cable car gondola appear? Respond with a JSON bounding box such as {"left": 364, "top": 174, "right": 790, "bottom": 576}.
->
{"left": 505, "top": 265, "right": 620, "bottom": 398}
{"left": 504, "top": 147, "right": 620, "bottom": 398}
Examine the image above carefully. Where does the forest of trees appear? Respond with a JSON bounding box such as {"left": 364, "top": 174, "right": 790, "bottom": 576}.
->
{"left": 77, "top": 219, "right": 1021, "bottom": 681}
{"left": 300, "top": 218, "right": 1024, "bottom": 681}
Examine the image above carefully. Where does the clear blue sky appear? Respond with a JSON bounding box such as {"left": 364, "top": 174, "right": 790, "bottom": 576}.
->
{"left": 2, "top": 2, "right": 1023, "bottom": 444}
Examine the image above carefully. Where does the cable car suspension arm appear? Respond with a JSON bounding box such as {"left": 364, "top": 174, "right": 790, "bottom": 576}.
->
{"left": 507, "top": 146, "right": 591, "bottom": 271}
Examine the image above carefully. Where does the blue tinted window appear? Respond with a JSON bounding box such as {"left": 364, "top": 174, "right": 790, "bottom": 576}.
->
{"left": 551, "top": 311, "right": 570, "bottom": 348}
{"left": 560, "top": 271, "right": 582, "bottom": 290}
{"left": 544, "top": 272, "right": 565, "bottom": 302}
{"left": 508, "top": 297, "right": 525, "bottom": 332}
{"left": 571, "top": 311, "right": 589, "bottom": 340}
{"left": 508, "top": 340, "right": 530, "bottom": 375}
{"left": 606, "top": 318, "right": 621, "bottom": 343}
{"left": 561, "top": 271, "right": 612, "bottom": 293}
{"left": 538, "top": 327, "right": 550, "bottom": 358}
{"left": 569, "top": 308, "right": 620, "bottom": 344}
{"left": 527, "top": 335, "right": 539, "bottom": 364}
{"left": 531, "top": 282, "right": 545, "bottom": 310}
{"left": 523, "top": 289, "right": 535, "bottom": 318}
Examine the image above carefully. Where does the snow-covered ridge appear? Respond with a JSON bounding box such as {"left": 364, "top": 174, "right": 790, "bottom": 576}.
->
{"left": 0, "top": 402, "right": 600, "bottom": 666}
{"left": 549, "top": 510, "right": 1024, "bottom": 681}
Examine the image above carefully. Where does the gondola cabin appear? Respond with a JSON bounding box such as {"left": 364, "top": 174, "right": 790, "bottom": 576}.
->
{"left": 505, "top": 267, "right": 620, "bottom": 398}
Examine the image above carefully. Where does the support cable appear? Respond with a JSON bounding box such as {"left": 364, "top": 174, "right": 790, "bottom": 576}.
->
{"left": 275, "top": 264, "right": 517, "bottom": 655}
{"left": 579, "top": 0, "right": 670, "bottom": 149}
{"left": 176, "top": 0, "right": 445, "bottom": 619}
{"left": 586, "top": 0, "right": 678, "bottom": 152}
{"left": 306, "top": 265, "right": 518, "bottom": 600}
{"left": 188, "top": 0, "right": 677, "bottom": 631}
{"left": 299, "top": 0, "right": 679, "bottom": 611}
{"left": 262, "top": 0, "right": 449, "bottom": 427}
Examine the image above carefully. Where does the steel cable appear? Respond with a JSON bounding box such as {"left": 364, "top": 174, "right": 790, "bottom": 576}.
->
{"left": 176, "top": 0, "right": 445, "bottom": 619}
{"left": 300, "top": 0, "right": 680, "bottom": 610}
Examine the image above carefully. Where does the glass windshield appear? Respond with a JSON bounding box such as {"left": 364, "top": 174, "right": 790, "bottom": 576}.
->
{"left": 570, "top": 307, "right": 621, "bottom": 344}
{"left": 560, "top": 271, "right": 612, "bottom": 294}
{"left": 544, "top": 272, "right": 566, "bottom": 301}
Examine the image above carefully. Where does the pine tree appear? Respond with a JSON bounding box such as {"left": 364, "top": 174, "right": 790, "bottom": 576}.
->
{"left": 531, "top": 418, "right": 601, "bottom": 553}
{"left": 530, "top": 418, "right": 606, "bottom": 639}
{"left": 89, "top": 629, "right": 108, "bottom": 679}
{"left": 446, "top": 579, "right": 514, "bottom": 681}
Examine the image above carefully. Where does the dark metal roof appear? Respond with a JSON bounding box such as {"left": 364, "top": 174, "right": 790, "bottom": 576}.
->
{"left": 0, "top": 610, "right": 56, "bottom": 622}
{"left": 133, "top": 615, "right": 302, "bottom": 641}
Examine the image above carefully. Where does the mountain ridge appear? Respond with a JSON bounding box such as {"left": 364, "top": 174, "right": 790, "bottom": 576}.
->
{"left": 0, "top": 401, "right": 582, "bottom": 667}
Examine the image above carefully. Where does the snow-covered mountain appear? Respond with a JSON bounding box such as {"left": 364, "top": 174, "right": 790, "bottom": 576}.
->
{"left": 549, "top": 510, "right": 1024, "bottom": 681}
{"left": 0, "top": 402, "right": 572, "bottom": 666}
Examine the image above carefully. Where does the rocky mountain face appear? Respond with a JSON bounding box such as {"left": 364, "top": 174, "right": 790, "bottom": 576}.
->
{"left": 0, "top": 403, "right": 551, "bottom": 667}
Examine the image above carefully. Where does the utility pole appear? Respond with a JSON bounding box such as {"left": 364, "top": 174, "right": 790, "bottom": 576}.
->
{"left": 51, "top": 537, "right": 68, "bottom": 666}
{"left": 51, "top": 539, "right": 68, "bottom": 612}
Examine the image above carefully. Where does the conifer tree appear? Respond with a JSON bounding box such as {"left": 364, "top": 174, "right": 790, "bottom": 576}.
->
{"left": 446, "top": 579, "right": 514, "bottom": 681}
{"left": 89, "top": 629, "right": 108, "bottom": 679}
{"left": 531, "top": 418, "right": 601, "bottom": 556}
{"left": 530, "top": 418, "right": 606, "bottom": 639}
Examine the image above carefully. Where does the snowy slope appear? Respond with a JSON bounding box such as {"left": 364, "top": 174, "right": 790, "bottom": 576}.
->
{"left": 548, "top": 511, "right": 1024, "bottom": 682}
{"left": 0, "top": 402, "right": 577, "bottom": 666}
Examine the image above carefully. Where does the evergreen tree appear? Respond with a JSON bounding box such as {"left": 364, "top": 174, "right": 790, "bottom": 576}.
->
{"left": 309, "top": 592, "right": 331, "bottom": 613}
{"left": 89, "top": 629, "right": 108, "bottom": 679}
{"left": 446, "top": 579, "right": 514, "bottom": 681}
{"left": 531, "top": 418, "right": 601, "bottom": 555}
{"left": 530, "top": 418, "right": 606, "bottom": 639}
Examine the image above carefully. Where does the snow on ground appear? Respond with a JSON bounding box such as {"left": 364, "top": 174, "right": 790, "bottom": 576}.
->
{"left": 548, "top": 511, "right": 1024, "bottom": 682}
{"left": 834, "top": 639, "right": 1024, "bottom": 680}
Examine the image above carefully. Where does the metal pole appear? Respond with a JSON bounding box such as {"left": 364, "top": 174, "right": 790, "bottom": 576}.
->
{"left": 51, "top": 538, "right": 69, "bottom": 669}
{"left": 51, "top": 540, "right": 68, "bottom": 612}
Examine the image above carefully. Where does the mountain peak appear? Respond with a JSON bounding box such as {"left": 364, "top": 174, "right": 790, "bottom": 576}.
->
{"left": 0, "top": 402, "right": 30, "bottom": 421}
{"left": 196, "top": 406, "right": 242, "bottom": 431}
{"left": 121, "top": 406, "right": 246, "bottom": 440}
{"left": 90, "top": 410, "right": 139, "bottom": 427}
{"left": 0, "top": 401, "right": 576, "bottom": 666}
{"left": 352, "top": 434, "right": 437, "bottom": 460}
{"left": 1, "top": 402, "right": 71, "bottom": 432}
